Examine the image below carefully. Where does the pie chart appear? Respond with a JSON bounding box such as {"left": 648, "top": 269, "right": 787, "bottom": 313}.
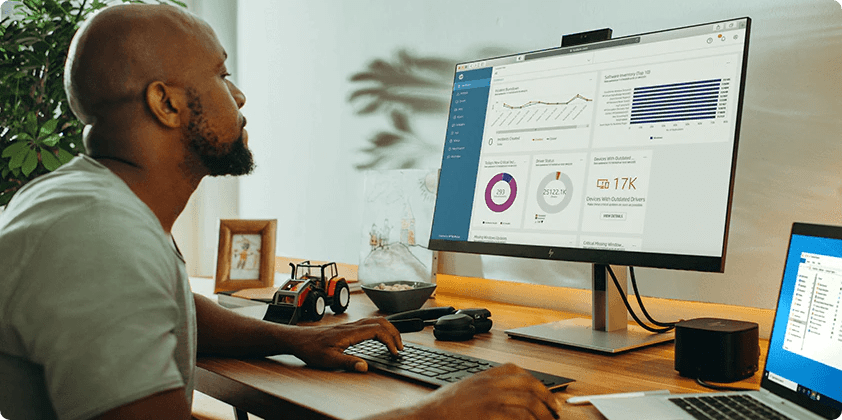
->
{"left": 537, "top": 171, "right": 573, "bottom": 213}
{"left": 485, "top": 172, "right": 517, "bottom": 212}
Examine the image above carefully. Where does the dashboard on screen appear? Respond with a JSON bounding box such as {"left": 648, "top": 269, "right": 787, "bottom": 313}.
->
{"left": 429, "top": 18, "right": 751, "bottom": 272}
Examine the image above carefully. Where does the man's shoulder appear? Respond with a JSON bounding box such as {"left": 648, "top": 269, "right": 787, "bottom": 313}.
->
{"left": 0, "top": 155, "right": 169, "bottom": 293}
{"left": 1, "top": 155, "right": 157, "bottom": 233}
{"left": 0, "top": 156, "right": 180, "bottom": 365}
{"left": 12, "top": 154, "right": 133, "bottom": 203}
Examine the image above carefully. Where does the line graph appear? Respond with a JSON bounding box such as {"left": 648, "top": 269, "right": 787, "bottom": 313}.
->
{"left": 490, "top": 95, "right": 592, "bottom": 128}
{"left": 486, "top": 73, "right": 596, "bottom": 140}
{"left": 503, "top": 94, "right": 593, "bottom": 110}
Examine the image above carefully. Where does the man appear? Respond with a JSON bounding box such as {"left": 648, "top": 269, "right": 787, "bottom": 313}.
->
{"left": 0, "top": 4, "right": 561, "bottom": 420}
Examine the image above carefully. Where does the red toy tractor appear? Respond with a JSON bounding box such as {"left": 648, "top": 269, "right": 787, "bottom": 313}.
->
{"left": 265, "top": 261, "right": 351, "bottom": 325}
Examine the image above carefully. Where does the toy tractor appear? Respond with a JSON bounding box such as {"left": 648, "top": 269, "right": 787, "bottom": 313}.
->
{"left": 264, "top": 261, "right": 351, "bottom": 325}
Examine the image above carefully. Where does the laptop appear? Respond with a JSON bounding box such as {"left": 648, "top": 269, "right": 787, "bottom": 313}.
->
{"left": 592, "top": 222, "right": 842, "bottom": 420}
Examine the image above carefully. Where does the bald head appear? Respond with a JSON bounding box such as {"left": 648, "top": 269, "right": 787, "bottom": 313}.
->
{"left": 61, "top": 3, "right": 249, "bottom": 183}
{"left": 64, "top": 4, "right": 217, "bottom": 125}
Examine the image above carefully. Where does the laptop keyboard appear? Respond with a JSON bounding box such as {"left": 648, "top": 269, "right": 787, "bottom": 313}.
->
{"left": 669, "top": 394, "right": 794, "bottom": 420}
{"left": 345, "top": 339, "right": 573, "bottom": 391}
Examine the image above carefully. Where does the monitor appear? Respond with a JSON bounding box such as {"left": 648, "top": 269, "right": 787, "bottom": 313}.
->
{"left": 429, "top": 17, "right": 751, "bottom": 352}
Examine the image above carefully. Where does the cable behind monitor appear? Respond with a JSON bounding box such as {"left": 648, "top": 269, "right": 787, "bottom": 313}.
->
{"left": 606, "top": 265, "right": 676, "bottom": 333}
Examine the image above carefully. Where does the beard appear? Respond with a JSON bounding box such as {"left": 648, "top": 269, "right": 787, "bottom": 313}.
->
{"left": 184, "top": 90, "right": 255, "bottom": 176}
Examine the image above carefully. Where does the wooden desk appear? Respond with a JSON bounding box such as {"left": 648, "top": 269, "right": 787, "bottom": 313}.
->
{"left": 196, "top": 293, "right": 767, "bottom": 420}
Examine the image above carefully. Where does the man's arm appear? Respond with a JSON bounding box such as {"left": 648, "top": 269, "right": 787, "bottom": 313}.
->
{"left": 194, "top": 295, "right": 562, "bottom": 420}
{"left": 90, "top": 359, "right": 561, "bottom": 420}
{"left": 93, "top": 388, "right": 190, "bottom": 420}
{"left": 193, "top": 293, "right": 403, "bottom": 371}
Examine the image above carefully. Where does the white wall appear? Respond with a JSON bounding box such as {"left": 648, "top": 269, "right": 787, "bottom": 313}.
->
{"left": 235, "top": 0, "right": 842, "bottom": 309}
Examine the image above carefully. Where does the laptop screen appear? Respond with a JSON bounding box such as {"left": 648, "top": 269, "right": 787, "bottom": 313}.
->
{"left": 763, "top": 223, "right": 842, "bottom": 417}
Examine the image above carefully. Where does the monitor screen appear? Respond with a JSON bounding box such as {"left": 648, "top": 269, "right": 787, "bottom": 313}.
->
{"left": 429, "top": 18, "right": 751, "bottom": 272}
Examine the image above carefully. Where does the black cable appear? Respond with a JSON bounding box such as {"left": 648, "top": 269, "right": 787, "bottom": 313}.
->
{"left": 607, "top": 268, "right": 755, "bottom": 391}
{"left": 696, "top": 378, "right": 755, "bottom": 392}
{"left": 606, "top": 265, "right": 673, "bottom": 333}
{"left": 613, "top": 269, "right": 755, "bottom": 391}
{"left": 629, "top": 267, "right": 676, "bottom": 328}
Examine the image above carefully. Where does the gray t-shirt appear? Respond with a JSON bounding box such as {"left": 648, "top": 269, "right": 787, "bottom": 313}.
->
{"left": 0, "top": 155, "right": 196, "bottom": 420}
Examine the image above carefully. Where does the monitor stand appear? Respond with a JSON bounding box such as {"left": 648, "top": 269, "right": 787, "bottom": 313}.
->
{"left": 505, "top": 264, "right": 674, "bottom": 353}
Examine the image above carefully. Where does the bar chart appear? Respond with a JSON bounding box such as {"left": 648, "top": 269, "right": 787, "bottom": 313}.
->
{"left": 629, "top": 79, "right": 726, "bottom": 125}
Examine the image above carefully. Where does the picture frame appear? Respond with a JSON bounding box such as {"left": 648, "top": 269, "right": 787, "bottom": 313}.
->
{"left": 214, "top": 219, "right": 277, "bottom": 293}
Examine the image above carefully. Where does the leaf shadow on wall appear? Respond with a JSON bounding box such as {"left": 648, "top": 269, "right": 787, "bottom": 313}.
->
{"left": 348, "top": 47, "right": 511, "bottom": 171}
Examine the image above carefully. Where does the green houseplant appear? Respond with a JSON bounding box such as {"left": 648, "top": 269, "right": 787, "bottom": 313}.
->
{"left": 0, "top": 0, "right": 184, "bottom": 207}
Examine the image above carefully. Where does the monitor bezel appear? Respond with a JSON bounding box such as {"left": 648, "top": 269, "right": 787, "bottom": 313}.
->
{"left": 428, "top": 17, "right": 752, "bottom": 273}
{"left": 428, "top": 238, "right": 726, "bottom": 272}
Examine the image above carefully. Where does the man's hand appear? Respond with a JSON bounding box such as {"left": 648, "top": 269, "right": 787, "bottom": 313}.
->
{"left": 418, "top": 363, "right": 561, "bottom": 419}
{"left": 290, "top": 317, "right": 403, "bottom": 372}
{"left": 363, "top": 363, "right": 561, "bottom": 420}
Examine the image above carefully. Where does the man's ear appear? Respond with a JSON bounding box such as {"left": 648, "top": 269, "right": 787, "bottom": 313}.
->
{"left": 145, "top": 81, "right": 185, "bottom": 128}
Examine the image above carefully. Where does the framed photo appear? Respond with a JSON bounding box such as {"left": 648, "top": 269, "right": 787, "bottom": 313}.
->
{"left": 214, "top": 219, "right": 277, "bottom": 293}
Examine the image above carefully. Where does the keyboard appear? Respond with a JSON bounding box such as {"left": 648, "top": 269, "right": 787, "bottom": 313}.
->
{"left": 669, "top": 394, "right": 794, "bottom": 420}
{"left": 344, "top": 340, "right": 574, "bottom": 391}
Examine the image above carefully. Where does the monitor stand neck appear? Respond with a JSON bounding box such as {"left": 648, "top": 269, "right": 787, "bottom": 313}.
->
{"left": 504, "top": 264, "right": 674, "bottom": 353}
{"left": 592, "top": 264, "right": 629, "bottom": 332}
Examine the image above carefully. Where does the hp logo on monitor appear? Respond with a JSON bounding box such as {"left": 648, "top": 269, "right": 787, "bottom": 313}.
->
{"left": 548, "top": 249, "right": 555, "bottom": 258}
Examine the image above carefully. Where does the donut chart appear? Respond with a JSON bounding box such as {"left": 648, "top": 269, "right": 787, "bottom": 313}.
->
{"left": 485, "top": 172, "right": 517, "bottom": 212}
{"left": 536, "top": 171, "right": 573, "bottom": 214}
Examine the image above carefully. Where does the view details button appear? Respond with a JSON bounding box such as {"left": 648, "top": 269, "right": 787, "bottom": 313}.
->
{"left": 600, "top": 212, "right": 627, "bottom": 221}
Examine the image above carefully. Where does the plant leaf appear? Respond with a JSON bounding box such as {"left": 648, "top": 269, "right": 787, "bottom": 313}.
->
{"left": 2, "top": 141, "right": 28, "bottom": 158}
{"left": 16, "top": 132, "right": 33, "bottom": 141}
{"left": 40, "top": 149, "right": 61, "bottom": 171}
{"left": 39, "top": 118, "right": 59, "bottom": 136}
{"left": 21, "top": 148, "right": 37, "bottom": 176}
{"left": 41, "top": 133, "right": 61, "bottom": 147}
{"left": 23, "top": 114, "right": 37, "bottom": 136}
{"left": 8, "top": 145, "right": 30, "bottom": 169}
{"left": 0, "top": 192, "right": 13, "bottom": 207}
{"left": 56, "top": 147, "right": 74, "bottom": 164}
